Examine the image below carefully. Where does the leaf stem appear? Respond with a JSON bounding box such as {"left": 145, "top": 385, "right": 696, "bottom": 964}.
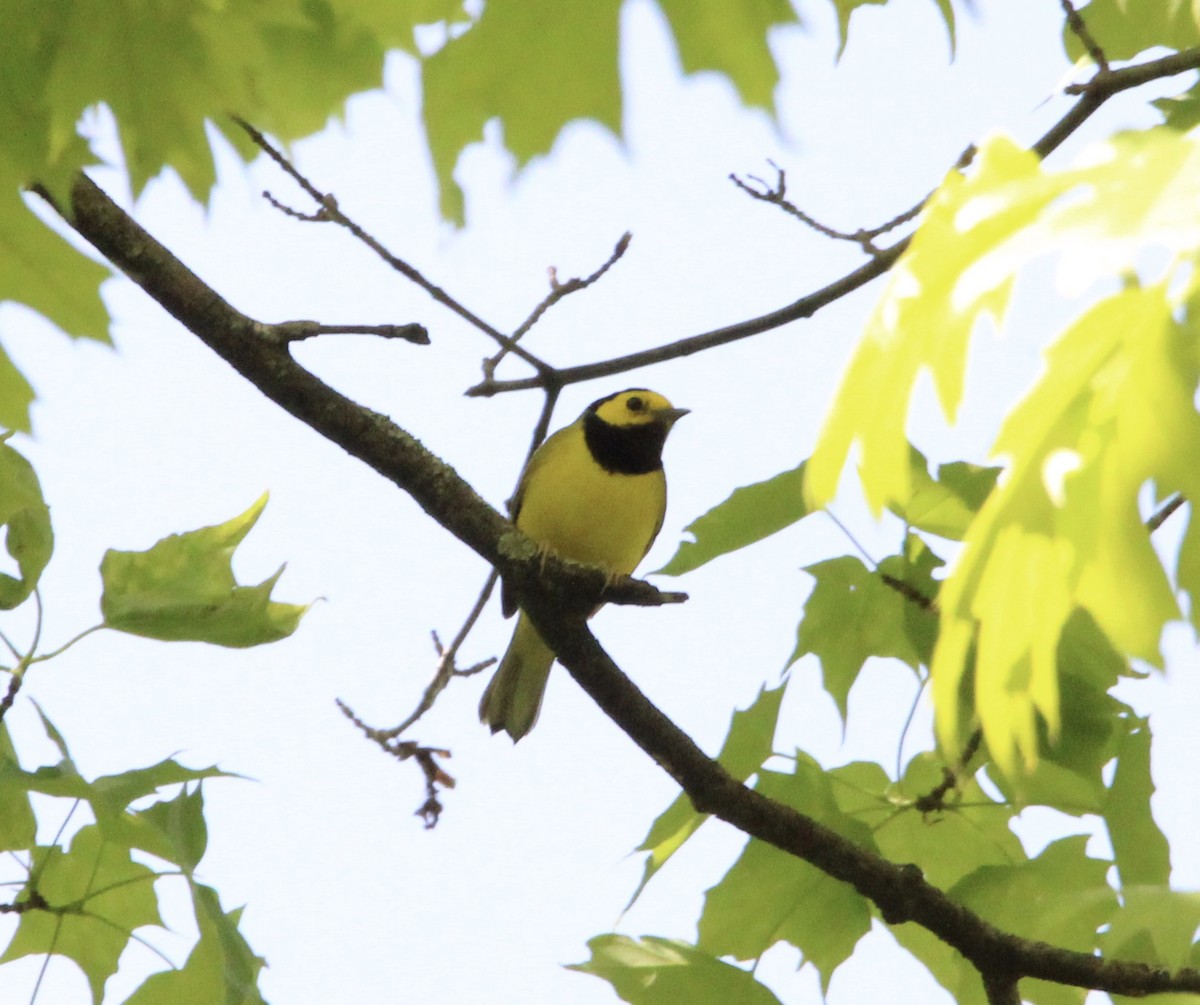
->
{"left": 27, "top": 625, "right": 108, "bottom": 666}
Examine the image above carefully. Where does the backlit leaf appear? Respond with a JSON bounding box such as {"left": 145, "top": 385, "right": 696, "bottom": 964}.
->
{"left": 788, "top": 545, "right": 935, "bottom": 721}
{"left": 628, "top": 684, "right": 784, "bottom": 908}
{"left": 569, "top": 935, "right": 783, "bottom": 1005}
{"left": 124, "top": 884, "right": 266, "bottom": 1005}
{"left": 658, "top": 462, "right": 808, "bottom": 575}
{"left": 1066, "top": 0, "right": 1200, "bottom": 62}
{"left": 0, "top": 825, "right": 162, "bottom": 1004}
{"left": 1105, "top": 719, "right": 1171, "bottom": 888}
{"left": 807, "top": 127, "right": 1200, "bottom": 519}
{"left": 889, "top": 446, "right": 1000, "bottom": 541}
{"left": 697, "top": 756, "right": 875, "bottom": 986}
{"left": 100, "top": 493, "right": 309, "bottom": 647}
{"left": 0, "top": 434, "right": 53, "bottom": 608}
{"left": 933, "top": 283, "right": 1200, "bottom": 773}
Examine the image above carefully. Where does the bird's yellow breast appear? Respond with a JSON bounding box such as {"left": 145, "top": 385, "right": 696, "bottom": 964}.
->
{"left": 514, "top": 421, "right": 666, "bottom": 576}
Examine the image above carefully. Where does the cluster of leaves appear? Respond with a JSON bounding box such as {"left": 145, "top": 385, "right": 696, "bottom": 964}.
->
{"left": 0, "top": 0, "right": 958, "bottom": 433}
{"left": 0, "top": 435, "right": 305, "bottom": 1001}
{"left": 571, "top": 2, "right": 1200, "bottom": 1002}
{"left": 581, "top": 446, "right": 1188, "bottom": 1002}
{"left": 6, "top": 0, "right": 1200, "bottom": 1002}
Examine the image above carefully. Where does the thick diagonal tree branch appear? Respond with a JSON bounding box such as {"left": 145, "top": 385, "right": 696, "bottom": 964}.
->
{"left": 53, "top": 175, "right": 676, "bottom": 617}
{"left": 48, "top": 174, "right": 1200, "bottom": 1002}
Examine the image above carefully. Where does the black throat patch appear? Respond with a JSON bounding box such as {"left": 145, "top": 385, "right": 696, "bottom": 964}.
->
{"left": 583, "top": 411, "right": 669, "bottom": 475}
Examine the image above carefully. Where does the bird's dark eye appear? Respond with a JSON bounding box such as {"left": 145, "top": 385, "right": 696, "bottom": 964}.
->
{"left": 626, "top": 395, "right": 645, "bottom": 412}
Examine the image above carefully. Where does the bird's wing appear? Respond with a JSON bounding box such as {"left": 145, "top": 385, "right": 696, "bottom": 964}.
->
{"left": 500, "top": 423, "right": 573, "bottom": 618}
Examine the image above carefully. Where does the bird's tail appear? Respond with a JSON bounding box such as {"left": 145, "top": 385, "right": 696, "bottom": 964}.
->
{"left": 479, "top": 613, "right": 555, "bottom": 741}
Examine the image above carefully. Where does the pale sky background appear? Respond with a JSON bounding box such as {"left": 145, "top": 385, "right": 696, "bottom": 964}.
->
{"left": 3, "top": 1, "right": 1199, "bottom": 1003}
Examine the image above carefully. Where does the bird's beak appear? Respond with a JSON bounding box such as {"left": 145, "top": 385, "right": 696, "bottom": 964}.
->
{"left": 659, "top": 406, "right": 691, "bottom": 426}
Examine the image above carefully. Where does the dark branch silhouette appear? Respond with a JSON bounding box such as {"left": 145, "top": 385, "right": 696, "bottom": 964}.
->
{"left": 33, "top": 36, "right": 1200, "bottom": 1001}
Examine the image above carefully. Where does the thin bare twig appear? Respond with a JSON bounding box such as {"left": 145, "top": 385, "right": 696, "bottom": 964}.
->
{"left": 914, "top": 728, "right": 984, "bottom": 814}
{"left": 266, "top": 321, "right": 430, "bottom": 345}
{"left": 241, "top": 126, "right": 643, "bottom": 751}
{"left": 1060, "top": 0, "right": 1109, "bottom": 74}
{"left": 336, "top": 699, "right": 455, "bottom": 828}
{"left": 730, "top": 162, "right": 911, "bottom": 254}
{"left": 483, "top": 232, "right": 633, "bottom": 377}
{"left": 0, "top": 671, "right": 23, "bottom": 724}
{"left": 471, "top": 47, "right": 1200, "bottom": 398}
{"left": 234, "top": 116, "right": 549, "bottom": 374}
{"left": 1147, "top": 494, "right": 1185, "bottom": 533}
{"left": 338, "top": 576, "right": 500, "bottom": 743}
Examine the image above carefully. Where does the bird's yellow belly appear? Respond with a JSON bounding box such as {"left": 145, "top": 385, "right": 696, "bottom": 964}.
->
{"left": 517, "top": 459, "right": 665, "bottom": 576}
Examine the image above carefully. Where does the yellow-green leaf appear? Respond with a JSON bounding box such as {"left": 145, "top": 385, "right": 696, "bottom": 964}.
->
{"left": 569, "top": 935, "right": 783, "bottom": 1005}
{"left": 627, "top": 684, "right": 784, "bottom": 909}
{"left": 0, "top": 434, "right": 54, "bottom": 609}
{"left": 807, "top": 127, "right": 1200, "bottom": 517}
{"left": 806, "top": 134, "right": 1045, "bottom": 513}
{"left": 933, "top": 284, "right": 1200, "bottom": 774}
{"left": 658, "top": 462, "right": 808, "bottom": 576}
{"left": 656, "top": 0, "right": 797, "bottom": 110}
{"left": 0, "top": 825, "right": 162, "bottom": 1005}
{"left": 100, "top": 493, "right": 309, "bottom": 647}
{"left": 1066, "top": 0, "right": 1200, "bottom": 63}
{"left": 124, "top": 884, "right": 266, "bottom": 1005}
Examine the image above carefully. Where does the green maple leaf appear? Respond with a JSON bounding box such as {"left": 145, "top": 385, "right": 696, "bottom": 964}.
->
{"left": 100, "top": 493, "right": 309, "bottom": 647}
{"left": 1066, "top": 0, "right": 1200, "bottom": 62}
{"left": 1101, "top": 887, "right": 1200, "bottom": 973}
{"left": 951, "top": 837, "right": 1116, "bottom": 1005}
{"left": 657, "top": 461, "right": 808, "bottom": 576}
{"left": 124, "top": 883, "right": 266, "bottom": 1005}
{"left": 422, "top": 0, "right": 798, "bottom": 223}
{"left": 569, "top": 935, "right": 783, "bottom": 1005}
{"left": 656, "top": 0, "right": 797, "bottom": 109}
{"left": 834, "top": 756, "right": 1024, "bottom": 892}
{"left": 628, "top": 684, "right": 784, "bottom": 908}
{"left": 789, "top": 533, "right": 938, "bottom": 720}
{"left": 1105, "top": 719, "right": 1171, "bottom": 888}
{"left": 422, "top": 0, "right": 623, "bottom": 223}
{"left": 829, "top": 0, "right": 954, "bottom": 58}
{"left": 0, "top": 825, "right": 163, "bottom": 1004}
{"left": 933, "top": 283, "right": 1200, "bottom": 773}
{"left": 0, "top": 435, "right": 54, "bottom": 608}
{"left": 696, "top": 756, "right": 875, "bottom": 987}
{"left": 0, "top": 723, "right": 36, "bottom": 852}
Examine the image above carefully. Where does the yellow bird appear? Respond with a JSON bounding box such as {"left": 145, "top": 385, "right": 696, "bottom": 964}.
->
{"left": 480, "top": 389, "right": 689, "bottom": 741}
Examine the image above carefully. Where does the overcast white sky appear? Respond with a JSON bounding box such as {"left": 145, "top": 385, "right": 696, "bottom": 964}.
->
{"left": 3, "top": 2, "right": 1199, "bottom": 1003}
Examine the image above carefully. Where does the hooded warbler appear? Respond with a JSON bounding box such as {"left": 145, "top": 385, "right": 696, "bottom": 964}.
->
{"left": 480, "top": 389, "right": 689, "bottom": 740}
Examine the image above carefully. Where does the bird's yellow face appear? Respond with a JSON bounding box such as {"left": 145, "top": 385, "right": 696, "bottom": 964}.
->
{"left": 591, "top": 389, "right": 686, "bottom": 428}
